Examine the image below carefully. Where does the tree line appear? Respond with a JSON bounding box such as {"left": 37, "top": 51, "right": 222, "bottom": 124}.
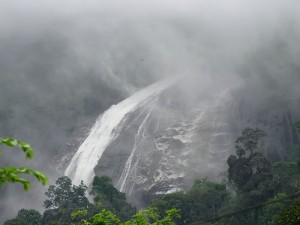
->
{"left": 4, "top": 127, "right": 300, "bottom": 225}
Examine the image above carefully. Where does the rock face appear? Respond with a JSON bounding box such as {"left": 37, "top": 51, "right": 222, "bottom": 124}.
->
{"left": 94, "top": 87, "right": 237, "bottom": 207}
{"left": 65, "top": 79, "right": 300, "bottom": 207}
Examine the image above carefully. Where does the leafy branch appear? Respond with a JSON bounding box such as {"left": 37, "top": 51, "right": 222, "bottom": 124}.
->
{"left": 0, "top": 137, "right": 48, "bottom": 190}
{"left": 0, "top": 138, "right": 35, "bottom": 159}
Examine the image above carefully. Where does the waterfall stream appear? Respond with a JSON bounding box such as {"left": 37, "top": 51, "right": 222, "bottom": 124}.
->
{"left": 64, "top": 78, "right": 177, "bottom": 186}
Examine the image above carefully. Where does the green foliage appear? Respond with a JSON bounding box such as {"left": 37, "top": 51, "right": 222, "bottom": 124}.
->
{"left": 6, "top": 124, "right": 300, "bottom": 225}
{"left": 92, "top": 209, "right": 121, "bottom": 225}
{"left": 125, "top": 208, "right": 160, "bottom": 225}
{"left": 0, "top": 167, "right": 47, "bottom": 191}
{"left": 187, "top": 180, "right": 228, "bottom": 222}
{"left": 76, "top": 220, "right": 92, "bottom": 225}
{"left": 71, "top": 210, "right": 89, "bottom": 221}
{"left": 216, "top": 128, "right": 279, "bottom": 224}
{"left": 227, "top": 128, "right": 274, "bottom": 205}
{"left": 44, "top": 176, "right": 89, "bottom": 209}
{"left": 123, "top": 208, "right": 180, "bottom": 225}
{"left": 258, "top": 193, "right": 290, "bottom": 225}
{"left": 70, "top": 208, "right": 179, "bottom": 225}
{"left": 276, "top": 200, "right": 300, "bottom": 225}
{"left": 228, "top": 153, "right": 274, "bottom": 203}
{"left": 91, "top": 176, "right": 135, "bottom": 221}
{"left": 228, "top": 128, "right": 268, "bottom": 190}
{"left": 216, "top": 197, "right": 251, "bottom": 225}
{"left": 215, "top": 127, "right": 300, "bottom": 224}
{"left": 272, "top": 161, "right": 300, "bottom": 195}
{"left": 150, "top": 179, "right": 228, "bottom": 224}
{"left": 227, "top": 156, "right": 251, "bottom": 190}
{"left": 92, "top": 176, "right": 126, "bottom": 203}
{"left": 0, "top": 137, "right": 47, "bottom": 190}
{"left": 235, "top": 128, "right": 266, "bottom": 156}
{"left": 4, "top": 209, "right": 42, "bottom": 225}
{"left": 0, "top": 138, "right": 34, "bottom": 159}
{"left": 150, "top": 192, "right": 185, "bottom": 222}
{"left": 43, "top": 176, "right": 89, "bottom": 225}
{"left": 160, "top": 208, "right": 181, "bottom": 225}
{"left": 37, "top": 176, "right": 179, "bottom": 225}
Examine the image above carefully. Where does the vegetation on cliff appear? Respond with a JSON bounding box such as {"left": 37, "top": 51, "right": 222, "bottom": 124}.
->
{"left": 4, "top": 127, "right": 300, "bottom": 225}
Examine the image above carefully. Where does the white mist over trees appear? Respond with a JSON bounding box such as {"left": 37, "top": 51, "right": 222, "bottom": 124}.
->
{"left": 0, "top": 0, "right": 300, "bottom": 223}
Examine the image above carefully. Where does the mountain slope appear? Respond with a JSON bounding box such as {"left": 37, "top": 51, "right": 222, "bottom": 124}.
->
{"left": 65, "top": 79, "right": 300, "bottom": 207}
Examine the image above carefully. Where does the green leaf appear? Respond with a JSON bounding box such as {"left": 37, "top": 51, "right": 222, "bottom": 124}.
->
{"left": 0, "top": 138, "right": 34, "bottom": 159}
{"left": 0, "top": 138, "right": 18, "bottom": 147}
{"left": 0, "top": 167, "right": 48, "bottom": 191}
{"left": 0, "top": 137, "right": 47, "bottom": 192}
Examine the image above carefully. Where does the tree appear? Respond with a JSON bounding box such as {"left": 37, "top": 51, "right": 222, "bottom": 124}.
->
{"left": 4, "top": 209, "right": 42, "bottom": 225}
{"left": 276, "top": 200, "right": 300, "bottom": 225}
{"left": 71, "top": 209, "right": 90, "bottom": 224}
{"left": 92, "top": 209, "right": 121, "bottom": 225}
{"left": 0, "top": 138, "right": 47, "bottom": 190}
{"left": 228, "top": 128, "right": 270, "bottom": 194}
{"left": 227, "top": 156, "right": 252, "bottom": 190}
{"left": 235, "top": 128, "right": 266, "bottom": 157}
{"left": 224, "top": 128, "right": 274, "bottom": 224}
{"left": 44, "top": 176, "right": 88, "bottom": 210}
{"left": 91, "top": 176, "right": 135, "bottom": 221}
{"left": 271, "top": 160, "right": 300, "bottom": 195}
{"left": 186, "top": 179, "right": 228, "bottom": 223}
{"left": 258, "top": 193, "right": 291, "bottom": 225}
{"left": 73, "top": 208, "right": 180, "bottom": 225}
{"left": 150, "top": 179, "right": 228, "bottom": 224}
{"left": 92, "top": 176, "right": 125, "bottom": 203}
{"left": 150, "top": 192, "right": 186, "bottom": 223}
{"left": 43, "top": 176, "right": 89, "bottom": 225}
{"left": 123, "top": 208, "right": 180, "bottom": 225}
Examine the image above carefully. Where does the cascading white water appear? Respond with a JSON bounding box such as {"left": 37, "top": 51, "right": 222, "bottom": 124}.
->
{"left": 64, "top": 78, "right": 177, "bottom": 186}
{"left": 117, "top": 100, "right": 157, "bottom": 192}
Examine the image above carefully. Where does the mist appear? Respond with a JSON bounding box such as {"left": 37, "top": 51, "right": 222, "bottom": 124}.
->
{"left": 1, "top": 0, "right": 300, "bottom": 222}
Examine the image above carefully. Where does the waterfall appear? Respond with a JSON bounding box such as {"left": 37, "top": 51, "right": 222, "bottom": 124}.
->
{"left": 117, "top": 100, "right": 157, "bottom": 192}
{"left": 64, "top": 78, "right": 177, "bottom": 186}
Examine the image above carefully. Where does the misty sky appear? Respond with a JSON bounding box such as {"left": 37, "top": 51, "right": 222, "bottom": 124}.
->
{"left": 1, "top": 0, "right": 300, "bottom": 222}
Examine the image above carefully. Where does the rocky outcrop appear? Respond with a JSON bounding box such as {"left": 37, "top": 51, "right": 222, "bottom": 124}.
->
{"left": 66, "top": 80, "right": 300, "bottom": 208}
